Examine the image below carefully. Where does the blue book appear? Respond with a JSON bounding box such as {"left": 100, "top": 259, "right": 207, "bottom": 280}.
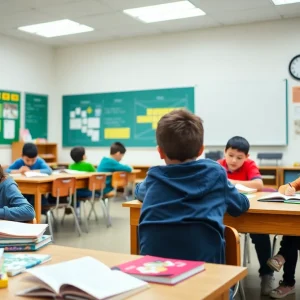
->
{"left": 3, "top": 253, "right": 51, "bottom": 276}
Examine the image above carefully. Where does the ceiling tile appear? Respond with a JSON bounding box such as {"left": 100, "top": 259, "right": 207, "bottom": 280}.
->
{"left": 0, "top": 11, "right": 57, "bottom": 29}
{"left": 37, "top": 0, "right": 113, "bottom": 19}
{"left": 153, "top": 15, "right": 221, "bottom": 32}
{"left": 274, "top": 3, "right": 300, "bottom": 17}
{"left": 190, "top": 0, "right": 274, "bottom": 13}
{"left": 211, "top": 6, "right": 282, "bottom": 25}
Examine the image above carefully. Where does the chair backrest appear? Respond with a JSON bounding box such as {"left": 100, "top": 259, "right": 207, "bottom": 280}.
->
{"left": 52, "top": 177, "right": 76, "bottom": 197}
{"left": 262, "top": 187, "right": 277, "bottom": 192}
{"left": 224, "top": 226, "right": 240, "bottom": 266}
{"left": 139, "top": 222, "right": 226, "bottom": 264}
{"left": 112, "top": 172, "right": 129, "bottom": 189}
{"left": 88, "top": 174, "right": 106, "bottom": 191}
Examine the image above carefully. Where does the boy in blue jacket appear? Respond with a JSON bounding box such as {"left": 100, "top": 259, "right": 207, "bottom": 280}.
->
{"left": 97, "top": 142, "right": 132, "bottom": 195}
{"left": 0, "top": 165, "right": 35, "bottom": 221}
{"left": 136, "top": 110, "right": 249, "bottom": 267}
{"left": 6, "top": 143, "right": 52, "bottom": 206}
{"left": 6, "top": 143, "right": 52, "bottom": 175}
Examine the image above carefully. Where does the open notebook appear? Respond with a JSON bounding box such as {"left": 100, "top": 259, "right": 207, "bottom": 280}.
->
{"left": 235, "top": 184, "right": 257, "bottom": 194}
{"left": 258, "top": 192, "right": 300, "bottom": 203}
{"left": 17, "top": 256, "right": 148, "bottom": 300}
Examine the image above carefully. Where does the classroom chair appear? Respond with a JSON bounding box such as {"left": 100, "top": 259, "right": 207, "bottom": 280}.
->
{"left": 45, "top": 177, "right": 82, "bottom": 241}
{"left": 96, "top": 171, "right": 130, "bottom": 227}
{"left": 225, "top": 226, "right": 246, "bottom": 300}
{"left": 77, "top": 174, "right": 108, "bottom": 232}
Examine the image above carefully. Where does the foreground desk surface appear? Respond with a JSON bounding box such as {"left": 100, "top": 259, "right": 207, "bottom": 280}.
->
{"left": 1, "top": 245, "right": 247, "bottom": 300}
{"left": 123, "top": 192, "right": 300, "bottom": 255}
{"left": 14, "top": 170, "right": 140, "bottom": 224}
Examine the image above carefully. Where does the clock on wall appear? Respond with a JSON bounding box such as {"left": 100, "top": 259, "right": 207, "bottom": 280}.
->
{"left": 289, "top": 55, "right": 300, "bottom": 80}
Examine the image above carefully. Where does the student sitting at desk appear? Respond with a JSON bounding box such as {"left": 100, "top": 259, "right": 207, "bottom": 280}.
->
{"left": 218, "top": 136, "right": 274, "bottom": 295}
{"left": 267, "top": 179, "right": 300, "bottom": 298}
{"left": 69, "top": 146, "right": 96, "bottom": 198}
{"left": 97, "top": 142, "right": 132, "bottom": 195}
{"left": 0, "top": 165, "right": 35, "bottom": 221}
{"left": 6, "top": 143, "right": 52, "bottom": 205}
{"left": 135, "top": 110, "right": 249, "bottom": 272}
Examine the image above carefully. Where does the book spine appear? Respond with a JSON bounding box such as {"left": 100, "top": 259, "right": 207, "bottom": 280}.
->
{"left": 3, "top": 245, "right": 36, "bottom": 252}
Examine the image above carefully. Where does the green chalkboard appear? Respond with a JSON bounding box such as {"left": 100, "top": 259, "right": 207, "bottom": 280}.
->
{"left": 63, "top": 87, "right": 194, "bottom": 147}
{"left": 0, "top": 90, "right": 21, "bottom": 144}
{"left": 25, "top": 93, "right": 48, "bottom": 139}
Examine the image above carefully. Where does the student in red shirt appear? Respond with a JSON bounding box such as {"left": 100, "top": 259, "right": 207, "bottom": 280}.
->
{"left": 218, "top": 136, "right": 274, "bottom": 295}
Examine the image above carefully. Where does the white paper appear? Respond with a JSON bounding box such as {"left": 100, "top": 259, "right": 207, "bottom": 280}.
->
{"left": 70, "top": 111, "right": 76, "bottom": 118}
{"left": 20, "top": 257, "right": 148, "bottom": 299}
{"left": 235, "top": 184, "right": 257, "bottom": 194}
{"left": 75, "top": 107, "right": 81, "bottom": 115}
{"left": 81, "top": 126, "right": 87, "bottom": 133}
{"left": 70, "top": 118, "right": 82, "bottom": 130}
{"left": 88, "top": 117, "right": 100, "bottom": 129}
{"left": 95, "top": 108, "right": 102, "bottom": 117}
{"left": 3, "top": 104, "right": 18, "bottom": 119}
{"left": 91, "top": 130, "right": 100, "bottom": 142}
{"left": 87, "top": 129, "right": 93, "bottom": 137}
{"left": 4, "top": 120, "right": 15, "bottom": 139}
{"left": 82, "top": 118, "right": 87, "bottom": 125}
{"left": 81, "top": 111, "right": 87, "bottom": 118}
{"left": 0, "top": 221, "right": 48, "bottom": 238}
{"left": 25, "top": 172, "right": 49, "bottom": 178}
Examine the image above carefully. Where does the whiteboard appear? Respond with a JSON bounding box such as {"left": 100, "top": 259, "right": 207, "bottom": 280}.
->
{"left": 196, "top": 80, "right": 287, "bottom": 146}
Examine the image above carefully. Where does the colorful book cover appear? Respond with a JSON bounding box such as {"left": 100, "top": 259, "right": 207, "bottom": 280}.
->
{"left": 114, "top": 255, "right": 205, "bottom": 278}
{"left": 3, "top": 253, "right": 51, "bottom": 275}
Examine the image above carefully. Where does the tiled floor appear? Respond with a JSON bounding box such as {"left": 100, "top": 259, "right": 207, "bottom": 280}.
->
{"left": 49, "top": 199, "right": 300, "bottom": 299}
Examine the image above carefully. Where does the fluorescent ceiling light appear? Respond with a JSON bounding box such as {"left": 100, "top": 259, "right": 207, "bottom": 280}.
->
{"left": 123, "top": 1, "right": 206, "bottom": 23}
{"left": 18, "top": 19, "right": 94, "bottom": 38}
{"left": 271, "top": 0, "right": 300, "bottom": 5}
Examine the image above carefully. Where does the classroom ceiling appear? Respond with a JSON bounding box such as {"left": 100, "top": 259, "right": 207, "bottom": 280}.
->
{"left": 0, "top": 0, "right": 300, "bottom": 47}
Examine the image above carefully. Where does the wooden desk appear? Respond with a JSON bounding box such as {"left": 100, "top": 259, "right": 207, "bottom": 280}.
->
{"left": 1, "top": 245, "right": 247, "bottom": 300}
{"left": 14, "top": 170, "right": 140, "bottom": 224}
{"left": 123, "top": 192, "right": 300, "bottom": 255}
{"left": 14, "top": 173, "right": 110, "bottom": 224}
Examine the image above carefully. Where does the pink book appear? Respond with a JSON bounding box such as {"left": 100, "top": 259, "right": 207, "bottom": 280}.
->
{"left": 113, "top": 255, "right": 205, "bottom": 285}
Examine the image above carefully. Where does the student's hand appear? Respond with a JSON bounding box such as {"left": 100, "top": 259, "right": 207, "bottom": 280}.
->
{"left": 285, "top": 186, "right": 296, "bottom": 196}
{"left": 19, "top": 166, "right": 30, "bottom": 174}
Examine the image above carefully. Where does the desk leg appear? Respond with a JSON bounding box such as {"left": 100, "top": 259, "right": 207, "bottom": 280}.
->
{"left": 34, "top": 188, "right": 42, "bottom": 224}
{"left": 130, "top": 225, "right": 139, "bottom": 255}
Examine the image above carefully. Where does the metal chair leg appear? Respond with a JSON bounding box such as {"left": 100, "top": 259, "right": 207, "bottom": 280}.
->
{"left": 238, "top": 280, "right": 246, "bottom": 300}
{"left": 246, "top": 233, "right": 251, "bottom": 264}
{"left": 47, "top": 210, "right": 54, "bottom": 243}
{"left": 243, "top": 234, "right": 248, "bottom": 267}
{"left": 105, "top": 198, "right": 112, "bottom": 227}
{"left": 272, "top": 235, "right": 278, "bottom": 257}
{"left": 81, "top": 202, "right": 89, "bottom": 233}
{"left": 69, "top": 206, "right": 82, "bottom": 236}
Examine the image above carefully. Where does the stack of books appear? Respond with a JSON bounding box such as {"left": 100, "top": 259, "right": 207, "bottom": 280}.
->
{"left": 0, "top": 221, "right": 51, "bottom": 252}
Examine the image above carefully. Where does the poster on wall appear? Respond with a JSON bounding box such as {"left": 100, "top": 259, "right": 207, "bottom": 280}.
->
{"left": 25, "top": 93, "right": 48, "bottom": 139}
{"left": 0, "top": 90, "right": 21, "bottom": 144}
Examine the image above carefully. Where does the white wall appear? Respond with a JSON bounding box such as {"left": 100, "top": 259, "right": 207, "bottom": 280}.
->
{"left": 0, "top": 34, "right": 55, "bottom": 164}
{"left": 55, "top": 17, "right": 300, "bottom": 166}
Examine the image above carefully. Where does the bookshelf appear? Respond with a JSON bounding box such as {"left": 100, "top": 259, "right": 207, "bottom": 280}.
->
{"left": 11, "top": 142, "right": 58, "bottom": 165}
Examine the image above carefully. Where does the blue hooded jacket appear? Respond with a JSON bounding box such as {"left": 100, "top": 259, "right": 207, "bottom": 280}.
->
{"left": 0, "top": 177, "right": 35, "bottom": 221}
{"left": 135, "top": 159, "right": 249, "bottom": 264}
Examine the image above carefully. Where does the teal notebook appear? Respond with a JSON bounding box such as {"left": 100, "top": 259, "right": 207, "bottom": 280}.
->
{"left": 3, "top": 253, "right": 51, "bottom": 276}
{"left": 258, "top": 192, "right": 300, "bottom": 204}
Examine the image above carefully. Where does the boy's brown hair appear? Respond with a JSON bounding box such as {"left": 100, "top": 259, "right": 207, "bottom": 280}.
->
{"left": 156, "top": 109, "right": 204, "bottom": 162}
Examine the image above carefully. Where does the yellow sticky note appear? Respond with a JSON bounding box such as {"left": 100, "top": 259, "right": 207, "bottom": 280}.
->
{"left": 1, "top": 93, "right": 10, "bottom": 101}
{"left": 146, "top": 108, "right": 153, "bottom": 116}
{"left": 11, "top": 94, "right": 19, "bottom": 101}
{"left": 105, "top": 128, "right": 130, "bottom": 139}
{"left": 137, "top": 116, "right": 153, "bottom": 123}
